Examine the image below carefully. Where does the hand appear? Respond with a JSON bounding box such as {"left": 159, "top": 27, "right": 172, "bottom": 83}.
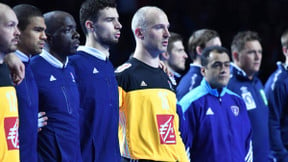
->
{"left": 4, "top": 53, "right": 25, "bottom": 85}
{"left": 159, "top": 60, "right": 173, "bottom": 77}
{"left": 38, "top": 112, "right": 48, "bottom": 132}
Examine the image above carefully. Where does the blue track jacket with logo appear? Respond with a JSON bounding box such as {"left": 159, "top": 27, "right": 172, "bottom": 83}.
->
{"left": 30, "top": 50, "right": 82, "bottom": 162}
{"left": 69, "top": 46, "right": 120, "bottom": 162}
{"left": 265, "top": 62, "right": 288, "bottom": 161}
{"left": 15, "top": 50, "right": 38, "bottom": 162}
{"left": 178, "top": 79, "right": 253, "bottom": 162}
{"left": 227, "top": 63, "right": 270, "bottom": 162}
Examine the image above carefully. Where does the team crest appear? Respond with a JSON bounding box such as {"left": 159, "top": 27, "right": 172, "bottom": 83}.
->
{"left": 115, "top": 63, "right": 132, "bottom": 73}
{"left": 231, "top": 105, "right": 239, "bottom": 116}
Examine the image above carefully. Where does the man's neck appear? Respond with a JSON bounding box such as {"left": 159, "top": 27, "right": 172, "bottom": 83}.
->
{"left": 85, "top": 36, "right": 110, "bottom": 58}
{"left": 192, "top": 57, "right": 201, "bottom": 66}
{"left": 133, "top": 47, "right": 160, "bottom": 68}
{"left": 17, "top": 46, "right": 30, "bottom": 57}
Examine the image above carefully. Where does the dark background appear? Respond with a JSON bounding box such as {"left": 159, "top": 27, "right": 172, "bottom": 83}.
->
{"left": 4, "top": 0, "right": 288, "bottom": 83}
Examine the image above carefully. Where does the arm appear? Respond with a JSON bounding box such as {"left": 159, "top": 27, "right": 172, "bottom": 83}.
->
{"left": 268, "top": 83, "right": 288, "bottom": 161}
{"left": 4, "top": 53, "right": 25, "bottom": 85}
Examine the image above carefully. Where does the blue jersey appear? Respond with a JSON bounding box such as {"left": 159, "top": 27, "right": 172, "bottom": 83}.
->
{"left": 69, "top": 46, "right": 120, "bottom": 162}
{"left": 30, "top": 50, "right": 82, "bottom": 162}
{"left": 227, "top": 64, "right": 270, "bottom": 162}
{"left": 176, "top": 64, "right": 202, "bottom": 100}
{"left": 178, "top": 79, "right": 252, "bottom": 162}
{"left": 264, "top": 62, "right": 288, "bottom": 161}
{"left": 15, "top": 50, "right": 38, "bottom": 162}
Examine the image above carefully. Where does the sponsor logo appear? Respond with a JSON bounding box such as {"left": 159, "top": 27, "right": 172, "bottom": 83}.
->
{"left": 140, "top": 81, "right": 147, "bottom": 87}
{"left": 93, "top": 67, "right": 99, "bottom": 74}
{"left": 4, "top": 117, "right": 19, "bottom": 150}
{"left": 49, "top": 75, "right": 57, "bottom": 81}
{"left": 156, "top": 115, "right": 176, "bottom": 144}
{"left": 206, "top": 107, "right": 214, "bottom": 115}
{"left": 240, "top": 86, "right": 256, "bottom": 110}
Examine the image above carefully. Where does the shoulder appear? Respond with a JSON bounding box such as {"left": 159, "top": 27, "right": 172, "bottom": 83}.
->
{"left": 115, "top": 62, "right": 132, "bottom": 74}
{"left": 178, "top": 86, "right": 207, "bottom": 113}
{"left": 30, "top": 55, "right": 44, "bottom": 66}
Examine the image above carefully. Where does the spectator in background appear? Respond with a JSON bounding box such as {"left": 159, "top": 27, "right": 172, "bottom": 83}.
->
{"left": 178, "top": 46, "right": 252, "bottom": 162}
{"left": 0, "top": 3, "right": 20, "bottom": 162}
{"left": 228, "top": 30, "right": 271, "bottom": 162}
{"left": 160, "top": 32, "right": 188, "bottom": 86}
{"left": 69, "top": 0, "right": 122, "bottom": 161}
{"left": 13, "top": 4, "right": 48, "bottom": 162}
{"left": 115, "top": 6, "right": 188, "bottom": 162}
{"left": 265, "top": 29, "right": 288, "bottom": 162}
{"left": 30, "top": 11, "right": 82, "bottom": 162}
{"left": 176, "top": 29, "right": 221, "bottom": 100}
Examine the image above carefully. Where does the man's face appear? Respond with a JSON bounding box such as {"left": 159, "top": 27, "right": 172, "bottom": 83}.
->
{"left": 18, "top": 16, "right": 46, "bottom": 55}
{"left": 236, "top": 40, "right": 262, "bottom": 77}
{"left": 141, "top": 11, "right": 170, "bottom": 55}
{"left": 167, "top": 40, "right": 188, "bottom": 71}
{"left": 51, "top": 15, "right": 80, "bottom": 55}
{"left": 92, "top": 7, "right": 122, "bottom": 46}
{"left": 202, "top": 51, "right": 230, "bottom": 89}
{"left": 0, "top": 9, "right": 20, "bottom": 54}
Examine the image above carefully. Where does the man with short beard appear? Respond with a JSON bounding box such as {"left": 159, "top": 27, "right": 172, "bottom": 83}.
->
{"left": 0, "top": 2, "right": 21, "bottom": 162}
{"left": 13, "top": 4, "right": 48, "bottom": 162}
{"left": 69, "top": 0, "right": 122, "bottom": 161}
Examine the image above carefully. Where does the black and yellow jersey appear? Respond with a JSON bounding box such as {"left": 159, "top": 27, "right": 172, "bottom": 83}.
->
{"left": 115, "top": 58, "right": 188, "bottom": 161}
{"left": 0, "top": 63, "right": 19, "bottom": 162}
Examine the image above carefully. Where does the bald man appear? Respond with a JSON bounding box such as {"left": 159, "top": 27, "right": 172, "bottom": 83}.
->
{"left": 0, "top": 3, "right": 20, "bottom": 162}
{"left": 30, "top": 11, "right": 81, "bottom": 162}
{"left": 115, "top": 6, "right": 188, "bottom": 161}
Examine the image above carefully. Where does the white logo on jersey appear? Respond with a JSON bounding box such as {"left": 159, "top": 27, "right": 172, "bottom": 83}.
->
{"left": 140, "top": 81, "right": 147, "bottom": 87}
{"left": 206, "top": 107, "right": 214, "bottom": 115}
{"left": 240, "top": 86, "right": 256, "bottom": 110}
{"left": 49, "top": 75, "right": 56, "bottom": 81}
{"left": 189, "top": 74, "right": 198, "bottom": 91}
{"left": 93, "top": 68, "right": 99, "bottom": 74}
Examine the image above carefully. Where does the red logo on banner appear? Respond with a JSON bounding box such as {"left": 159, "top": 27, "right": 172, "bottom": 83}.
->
{"left": 156, "top": 115, "right": 176, "bottom": 144}
{"left": 4, "top": 117, "right": 19, "bottom": 150}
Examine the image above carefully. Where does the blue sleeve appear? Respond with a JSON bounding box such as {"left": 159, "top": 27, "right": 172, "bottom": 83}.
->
{"left": 242, "top": 99, "right": 253, "bottom": 162}
{"left": 181, "top": 103, "right": 199, "bottom": 150}
{"left": 177, "top": 104, "right": 187, "bottom": 144}
{"left": 267, "top": 82, "right": 288, "bottom": 160}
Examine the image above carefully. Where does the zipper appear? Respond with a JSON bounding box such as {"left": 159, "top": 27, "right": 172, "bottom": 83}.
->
{"left": 61, "top": 86, "right": 72, "bottom": 114}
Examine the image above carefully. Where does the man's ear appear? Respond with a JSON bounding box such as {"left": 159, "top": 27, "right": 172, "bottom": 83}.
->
{"left": 85, "top": 20, "right": 94, "bottom": 32}
{"left": 135, "top": 28, "right": 144, "bottom": 39}
{"left": 283, "top": 47, "right": 288, "bottom": 57}
{"left": 200, "top": 66, "right": 206, "bottom": 76}
{"left": 196, "top": 46, "right": 203, "bottom": 56}
{"left": 232, "top": 51, "right": 239, "bottom": 62}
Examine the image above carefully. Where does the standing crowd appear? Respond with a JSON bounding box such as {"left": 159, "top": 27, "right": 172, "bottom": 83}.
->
{"left": 0, "top": 0, "right": 288, "bottom": 162}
